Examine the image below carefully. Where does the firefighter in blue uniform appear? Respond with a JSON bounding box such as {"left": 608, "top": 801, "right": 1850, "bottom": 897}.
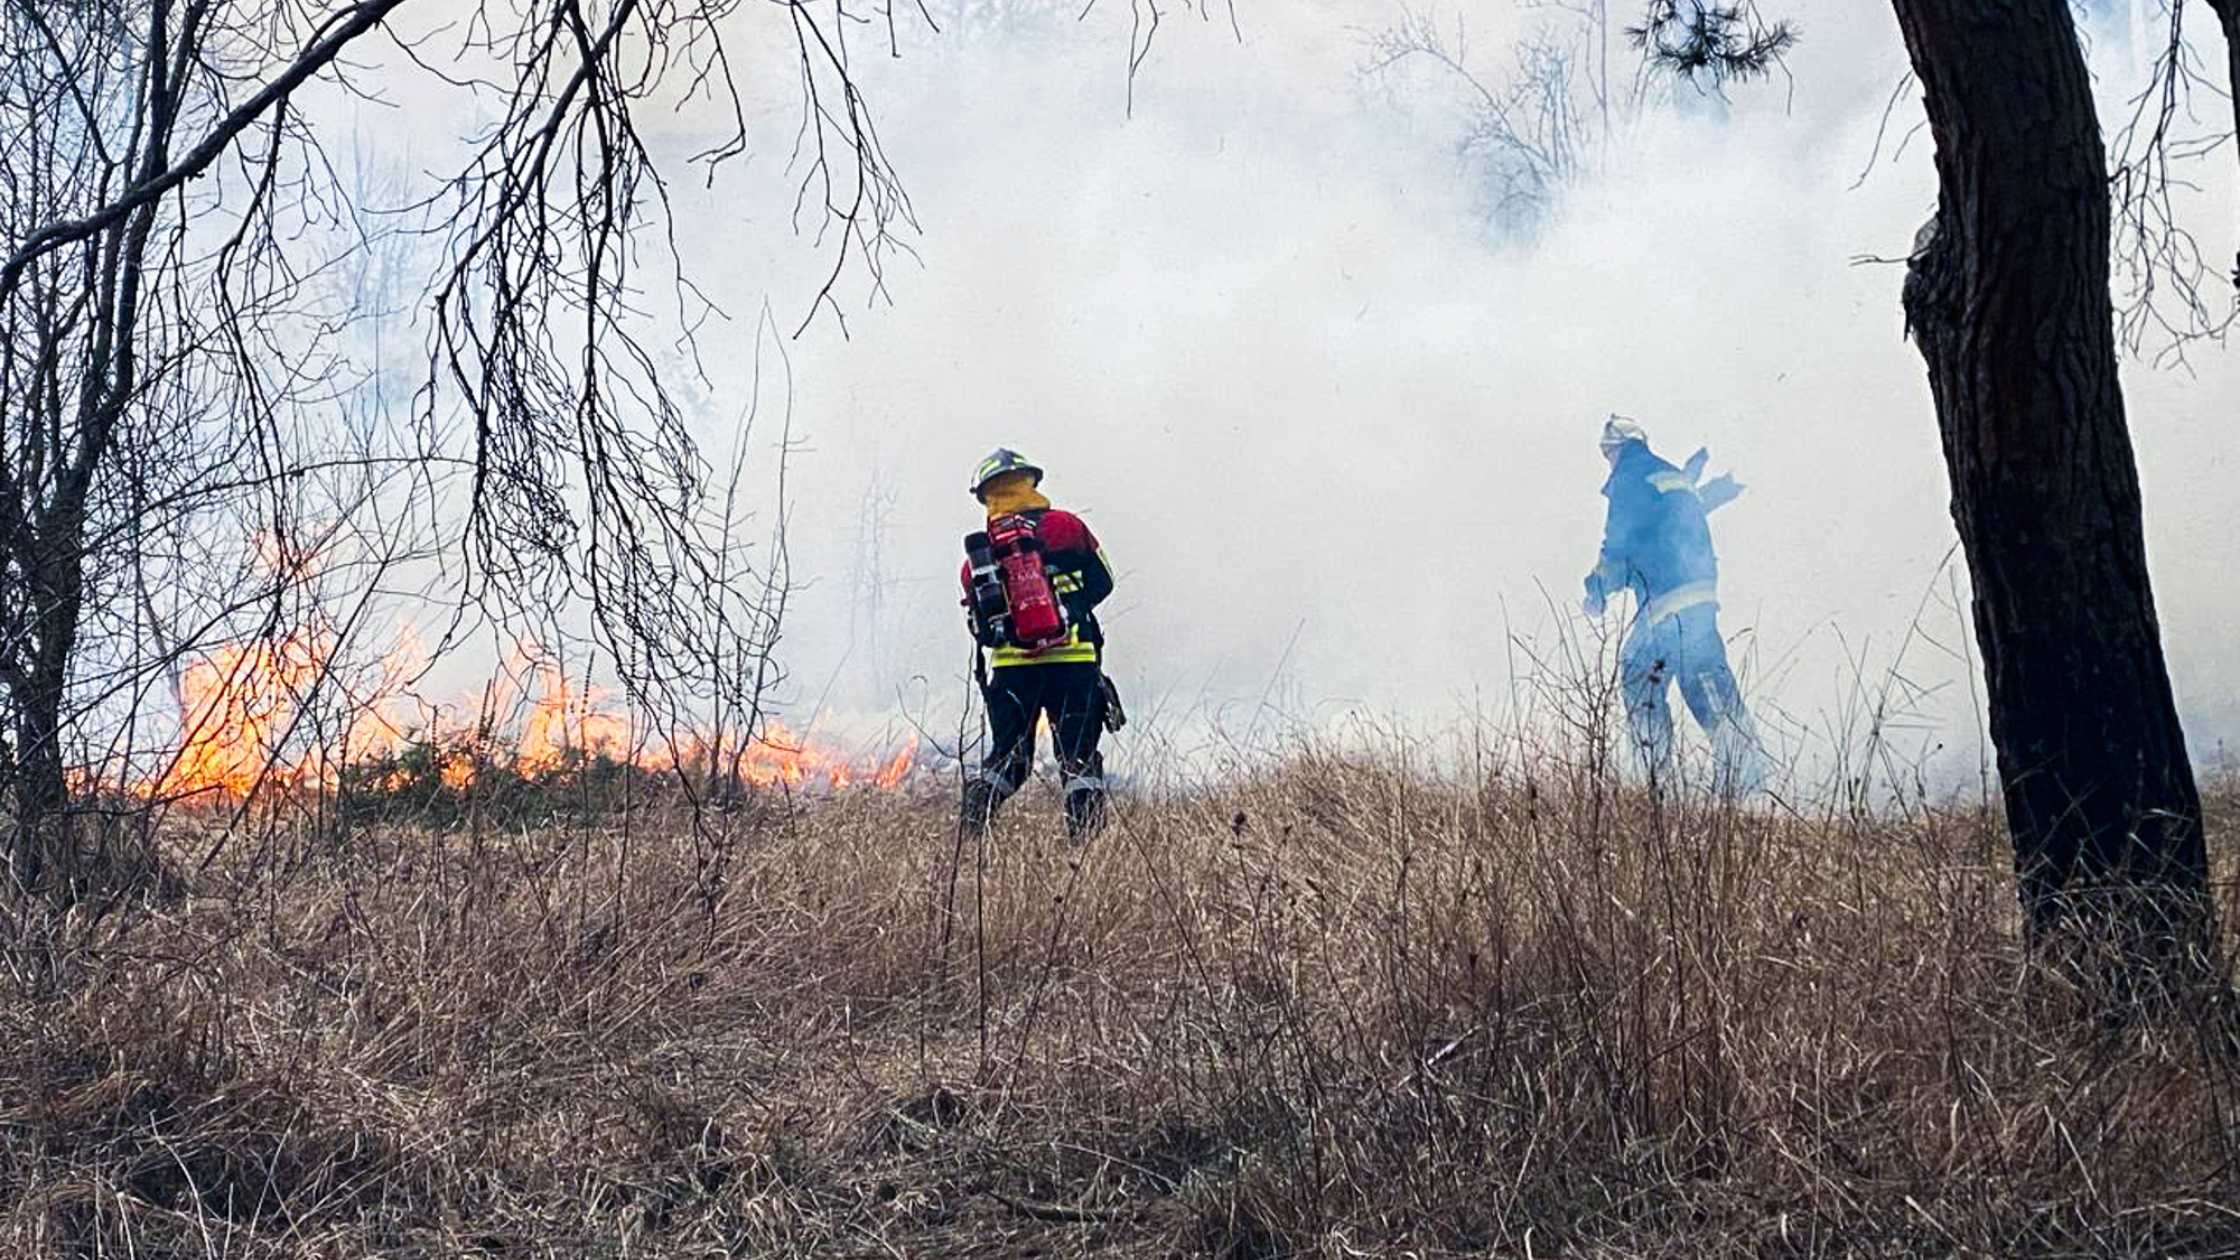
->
{"left": 1583, "top": 417, "right": 1764, "bottom": 789}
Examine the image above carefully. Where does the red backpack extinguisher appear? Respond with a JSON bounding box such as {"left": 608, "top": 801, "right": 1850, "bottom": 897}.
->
{"left": 963, "top": 514, "right": 1071, "bottom": 652}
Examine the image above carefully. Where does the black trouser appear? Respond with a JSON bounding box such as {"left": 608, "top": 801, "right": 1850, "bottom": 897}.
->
{"left": 964, "top": 661, "right": 1107, "bottom": 837}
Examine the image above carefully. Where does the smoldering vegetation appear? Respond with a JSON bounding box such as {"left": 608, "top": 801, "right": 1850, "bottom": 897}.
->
{"left": 5, "top": 725, "right": 2237, "bottom": 1258}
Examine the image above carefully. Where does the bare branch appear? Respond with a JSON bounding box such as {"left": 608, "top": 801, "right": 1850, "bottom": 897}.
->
{"left": 0, "top": 0, "right": 411, "bottom": 304}
{"left": 2106, "top": 0, "right": 2239, "bottom": 364}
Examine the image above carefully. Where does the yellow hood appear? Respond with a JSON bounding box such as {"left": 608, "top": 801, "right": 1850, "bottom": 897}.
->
{"left": 980, "top": 471, "right": 1051, "bottom": 519}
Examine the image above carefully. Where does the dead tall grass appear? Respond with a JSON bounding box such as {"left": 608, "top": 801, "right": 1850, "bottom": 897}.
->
{"left": 4, "top": 744, "right": 2238, "bottom": 1257}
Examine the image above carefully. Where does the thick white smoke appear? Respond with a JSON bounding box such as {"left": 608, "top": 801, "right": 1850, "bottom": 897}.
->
{"left": 370, "top": 1, "right": 2240, "bottom": 784}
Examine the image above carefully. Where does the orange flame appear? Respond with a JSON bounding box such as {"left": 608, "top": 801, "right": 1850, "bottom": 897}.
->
{"left": 513, "top": 662, "right": 636, "bottom": 778}
{"left": 726, "top": 720, "right": 918, "bottom": 791}
{"left": 141, "top": 633, "right": 919, "bottom": 804}
{"left": 164, "top": 633, "right": 332, "bottom": 797}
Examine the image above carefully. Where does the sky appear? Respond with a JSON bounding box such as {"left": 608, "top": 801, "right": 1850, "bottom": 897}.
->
{"left": 351, "top": 0, "right": 2240, "bottom": 787}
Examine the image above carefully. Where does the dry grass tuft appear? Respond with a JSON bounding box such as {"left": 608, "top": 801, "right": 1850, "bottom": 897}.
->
{"left": 5, "top": 745, "right": 2239, "bottom": 1257}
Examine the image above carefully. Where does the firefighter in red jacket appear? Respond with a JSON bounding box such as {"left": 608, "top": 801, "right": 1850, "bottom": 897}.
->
{"left": 958, "top": 448, "right": 1119, "bottom": 839}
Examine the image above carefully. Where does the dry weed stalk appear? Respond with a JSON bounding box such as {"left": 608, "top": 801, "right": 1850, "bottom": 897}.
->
{"left": 1, "top": 725, "right": 2236, "bottom": 1256}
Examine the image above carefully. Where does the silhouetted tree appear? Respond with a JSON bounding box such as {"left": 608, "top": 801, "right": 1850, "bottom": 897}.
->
{"left": 2210, "top": 0, "right": 2240, "bottom": 282}
{"left": 1891, "top": 0, "right": 2216, "bottom": 978}
{"left": 1625, "top": 1, "right": 2236, "bottom": 987}
{"left": 0, "top": 0, "right": 904, "bottom": 903}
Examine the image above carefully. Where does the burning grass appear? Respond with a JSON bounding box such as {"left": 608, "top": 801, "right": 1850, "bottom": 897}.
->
{"left": 106, "top": 631, "right": 920, "bottom": 805}
{"left": 5, "top": 747, "right": 2240, "bottom": 1257}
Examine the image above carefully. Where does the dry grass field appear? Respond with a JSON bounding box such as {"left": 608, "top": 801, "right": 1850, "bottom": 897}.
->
{"left": 5, "top": 743, "right": 2239, "bottom": 1258}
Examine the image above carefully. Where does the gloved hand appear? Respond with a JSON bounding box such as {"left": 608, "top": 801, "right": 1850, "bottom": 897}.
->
{"left": 1582, "top": 574, "right": 1607, "bottom": 617}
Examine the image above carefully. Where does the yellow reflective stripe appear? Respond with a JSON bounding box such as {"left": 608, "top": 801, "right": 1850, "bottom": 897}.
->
{"left": 992, "top": 619, "right": 1096, "bottom": 666}
{"left": 1641, "top": 580, "right": 1718, "bottom": 625}
{"left": 1647, "top": 471, "right": 1694, "bottom": 494}
{"left": 1052, "top": 572, "right": 1083, "bottom": 594}
{"left": 992, "top": 642, "right": 1099, "bottom": 666}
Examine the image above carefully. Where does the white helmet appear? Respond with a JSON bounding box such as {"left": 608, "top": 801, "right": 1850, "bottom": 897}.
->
{"left": 1600, "top": 415, "right": 1648, "bottom": 460}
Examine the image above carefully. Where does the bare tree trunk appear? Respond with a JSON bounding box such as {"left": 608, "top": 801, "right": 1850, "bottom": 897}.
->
{"left": 1892, "top": 0, "right": 2211, "bottom": 975}
{"left": 2211, "top": 1, "right": 2240, "bottom": 128}
{"left": 10, "top": 706, "right": 70, "bottom": 897}
{"left": 9, "top": 515, "right": 85, "bottom": 897}
{"left": 2209, "top": 0, "right": 2240, "bottom": 285}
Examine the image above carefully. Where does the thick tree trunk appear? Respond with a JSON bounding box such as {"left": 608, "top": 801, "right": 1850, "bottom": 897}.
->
{"left": 2210, "top": 0, "right": 2240, "bottom": 286}
{"left": 1892, "top": 0, "right": 2211, "bottom": 971}
{"left": 10, "top": 704, "right": 70, "bottom": 896}
{"left": 7, "top": 511, "right": 86, "bottom": 900}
